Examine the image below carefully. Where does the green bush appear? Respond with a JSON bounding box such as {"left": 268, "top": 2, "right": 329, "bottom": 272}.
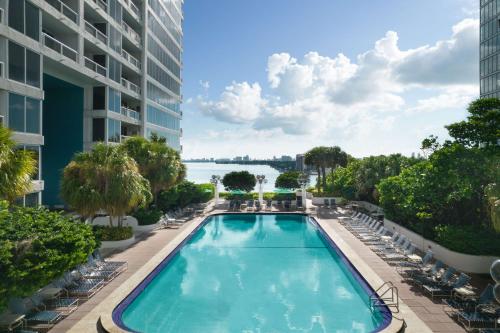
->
{"left": 275, "top": 171, "right": 300, "bottom": 189}
{"left": 133, "top": 207, "right": 163, "bottom": 225}
{"left": 222, "top": 171, "right": 256, "bottom": 192}
{"left": 93, "top": 225, "right": 133, "bottom": 241}
{"left": 0, "top": 202, "right": 98, "bottom": 311}
{"left": 433, "top": 225, "right": 500, "bottom": 256}
{"left": 157, "top": 181, "right": 214, "bottom": 212}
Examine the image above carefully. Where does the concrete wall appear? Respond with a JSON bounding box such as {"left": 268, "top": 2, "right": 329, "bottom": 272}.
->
{"left": 353, "top": 201, "right": 499, "bottom": 274}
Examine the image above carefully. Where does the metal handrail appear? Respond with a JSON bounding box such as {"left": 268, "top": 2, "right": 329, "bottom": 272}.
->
{"left": 369, "top": 281, "right": 399, "bottom": 313}
{"left": 42, "top": 33, "right": 78, "bottom": 62}
{"left": 121, "top": 78, "right": 141, "bottom": 94}
{"left": 121, "top": 49, "right": 141, "bottom": 70}
{"left": 46, "top": 0, "right": 79, "bottom": 24}
{"left": 120, "top": 106, "right": 141, "bottom": 120}
{"left": 122, "top": 22, "right": 141, "bottom": 44}
{"left": 91, "top": 0, "right": 107, "bottom": 12}
{"left": 84, "top": 57, "right": 107, "bottom": 76}
{"left": 84, "top": 21, "right": 108, "bottom": 44}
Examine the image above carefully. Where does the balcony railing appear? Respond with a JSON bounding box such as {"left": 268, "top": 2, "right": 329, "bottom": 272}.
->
{"left": 121, "top": 78, "right": 141, "bottom": 94}
{"left": 120, "top": 106, "right": 141, "bottom": 121}
{"left": 122, "top": 22, "right": 141, "bottom": 45}
{"left": 46, "top": 0, "right": 79, "bottom": 24}
{"left": 84, "top": 21, "right": 108, "bottom": 44}
{"left": 91, "top": 0, "right": 107, "bottom": 12}
{"left": 84, "top": 57, "right": 107, "bottom": 76}
{"left": 42, "top": 33, "right": 78, "bottom": 62}
{"left": 121, "top": 49, "right": 141, "bottom": 70}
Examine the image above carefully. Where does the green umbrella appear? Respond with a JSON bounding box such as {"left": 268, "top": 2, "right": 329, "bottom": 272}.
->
{"left": 203, "top": 189, "right": 213, "bottom": 193}
{"left": 274, "top": 188, "right": 295, "bottom": 194}
{"left": 229, "top": 189, "right": 247, "bottom": 195}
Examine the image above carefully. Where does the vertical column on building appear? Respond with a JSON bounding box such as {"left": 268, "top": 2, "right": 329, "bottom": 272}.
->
{"left": 140, "top": 0, "right": 148, "bottom": 138}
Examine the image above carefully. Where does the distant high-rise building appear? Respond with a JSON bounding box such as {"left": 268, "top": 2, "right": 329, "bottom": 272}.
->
{"left": 0, "top": 0, "right": 184, "bottom": 206}
{"left": 480, "top": 0, "right": 500, "bottom": 98}
{"left": 280, "top": 155, "right": 293, "bottom": 161}
{"left": 296, "top": 154, "right": 305, "bottom": 171}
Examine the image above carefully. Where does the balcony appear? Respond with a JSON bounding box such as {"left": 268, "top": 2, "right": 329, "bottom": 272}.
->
{"left": 42, "top": 33, "right": 79, "bottom": 62}
{"left": 46, "top": 0, "right": 79, "bottom": 24}
{"left": 121, "top": 49, "right": 141, "bottom": 70}
{"left": 90, "top": 0, "right": 107, "bottom": 12}
{"left": 122, "top": 0, "right": 141, "bottom": 20}
{"left": 84, "top": 57, "right": 107, "bottom": 76}
{"left": 120, "top": 106, "right": 141, "bottom": 121}
{"left": 122, "top": 22, "right": 141, "bottom": 45}
{"left": 121, "top": 78, "right": 141, "bottom": 94}
{"left": 84, "top": 21, "right": 108, "bottom": 44}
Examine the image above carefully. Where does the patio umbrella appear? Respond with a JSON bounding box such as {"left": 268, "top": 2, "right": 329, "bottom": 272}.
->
{"left": 229, "top": 189, "right": 247, "bottom": 195}
{"left": 273, "top": 188, "right": 295, "bottom": 194}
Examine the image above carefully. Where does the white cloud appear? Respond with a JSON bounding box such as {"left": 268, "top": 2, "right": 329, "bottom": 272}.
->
{"left": 190, "top": 18, "right": 479, "bottom": 157}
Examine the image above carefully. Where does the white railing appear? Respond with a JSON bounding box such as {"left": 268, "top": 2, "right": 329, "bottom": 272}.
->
{"left": 122, "top": 22, "right": 141, "bottom": 45}
{"left": 46, "top": 0, "right": 79, "bottom": 24}
{"left": 42, "top": 33, "right": 78, "bottom": 62}
{"left": 91, "top": 0, "right": 107, "bottom": 12}
{"left": 121, "top": 78, "right": 141, "bottom": 94}
{"left": 84, "top": 21, "right": 108, "bottom": 44}
{"left": 122, "top": 0, "right": 141, "bottom": 19}
{"left": 121, "top": 50, "right": 141, "bottom": 70}
{"left": 84, "top": 57, "right": 107, "bottom": 76}
{"left": 120, "top": 106, "right": 141, "bottom": 121}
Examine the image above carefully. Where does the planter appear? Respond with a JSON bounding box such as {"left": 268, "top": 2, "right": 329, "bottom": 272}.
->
{"left": 353, "top": 201, "right": 500, "bottom": 274}
{"left": 100, "top": 235, "right": 136, "bottom": 250}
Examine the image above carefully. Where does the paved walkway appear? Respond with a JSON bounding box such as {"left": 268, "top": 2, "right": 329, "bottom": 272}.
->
{"left": 48, "top": 209, "right": 471, "bottom": 332}
{"left": 317, "top": 209, "right": 467, "bottom": 333}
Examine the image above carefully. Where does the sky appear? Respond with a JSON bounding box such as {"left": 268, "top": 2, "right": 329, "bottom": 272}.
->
{"left": 180, "top": 0, "right": 479, "bottom": 159}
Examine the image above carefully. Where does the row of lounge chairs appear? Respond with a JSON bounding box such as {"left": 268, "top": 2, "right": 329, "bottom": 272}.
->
{"left": 0, "top": 251, "right": 127, "bottom": 333}
{"left": 342, "top": 211, "right": 500, "bottom": 332}
{"left": 227, "top": 199, "right": 305, "bottom": 212}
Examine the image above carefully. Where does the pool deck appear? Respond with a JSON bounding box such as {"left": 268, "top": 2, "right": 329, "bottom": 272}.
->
{"left": 48, "top": 208, "right": 467, "bottom": 333}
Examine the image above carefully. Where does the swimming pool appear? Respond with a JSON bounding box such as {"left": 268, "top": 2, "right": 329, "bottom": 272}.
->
{"left": 113, "top": 214, "right": 392, "bottom": 332}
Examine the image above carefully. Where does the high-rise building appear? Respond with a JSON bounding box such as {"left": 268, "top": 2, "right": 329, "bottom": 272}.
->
{"left": 480, "top": 0, "right": 500, "bottom": 98}
{"left": 0, "top": 0, "right": 183, "bottom": 206}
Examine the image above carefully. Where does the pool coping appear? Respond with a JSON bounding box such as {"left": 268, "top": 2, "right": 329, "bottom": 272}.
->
{"left": 97, "top": 213, "right": 429, "bottom": 333}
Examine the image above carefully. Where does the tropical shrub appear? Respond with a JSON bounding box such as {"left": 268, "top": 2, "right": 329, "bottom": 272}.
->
{"left": 133, "top": 207, "right": 163, "bottom": 226}
{"left": 0, "top": 126, "right": 37, "bottom": 203}
{"left": 222, "top": 171, "right": 256, "bottom": 192}
{"left": 275, "top": 171, "right": 300, "bottom": 189}
{"left": 157, "top": 181, "right": 214, "bottom": 212}
{"left": 433, "top": 225, "right": 500, "bottom": 256}
{"left": 0, "top": 202, "right": 97, "bottom": 311}
{"left": 93, "top": 225, "right": 133, "bottom": 241}
{"left": 61, "top": 143, "right": 152, "bottom": 226}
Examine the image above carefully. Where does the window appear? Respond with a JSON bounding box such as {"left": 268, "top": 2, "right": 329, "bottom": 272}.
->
{"left": 26, "top": 50, "right": 40, "bottom": 88}
{"left": 93, "top": 118, "right": 105, "bottom": 142}
{"left": 8, "top": 94, "right": 42, "bottom": 134}
{"left": 25, "top": 2, "right": 40, "bottom": 41}
{"left": 25, "top": 98, "right": 41, "bottom": 134}
{"left": 8, "top": 0, "right": 40, "bottom": 41}
{"left": 147, "top": 104, "right": 180, "bottom": 130}
{"left": 9, "top": 94, "right": 25, "bottom": 132}
{"left": 108, "top": 57, "right": 121, "bottom": 83}
{"left": 93, "top": 87, "right": 106, "bottom": 109}
{"left": 107, "top": 118, "right": 121, "bottom": 143}
{"left": 9, "top": 42, "right": 25, "bottom": 83}
{"left": 147, "top": 58, "right": 181, "bottom": 95}
{"left": 108, "top": 88, "right": 121, "bottom": 113}
{"left": 146, "top": 81, "right": 181, "bottom": 113}
{"left": 108, "top": 26, "right": 122, "bottom": 53}
{"left": 24, "top": 192, "right": 39, "bottom": 207}
{"left": 8, "top": 0, "right": 24, "bottom": 34}
{"left": 109, "top": 0, "right": 122, "bottom": 24}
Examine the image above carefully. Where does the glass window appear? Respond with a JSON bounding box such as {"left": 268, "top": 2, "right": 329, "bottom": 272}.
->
{"left": 9, "top": 94, "right": 25, "bottom": 132}
{"left": 25, "top": 2, "right": 40, "bottom": 41}
{"left": 24, "top": 192, "right": 39, "bottom": 207}
{"left": 25, "top": 98, "right": 40, "bottom": 134}
{"left": 9, "top": 42, "right": 25, "bottom": 83}
{"left": 108, "top": 88, "right": 121, "bottom": 113}
{"left": 93, "top": 118, "right": 105, "bottom": 142}
{"left": 8, "top": 0, "right": 24, "bottom": 34}
{"left": 108, "top": 26, "right": 122, "bottom": 53}
{"left": 26, "top": 50, "right": 40, "bottom": 88}
{"left": 107, "top": 118, "right": 121, "bottom": 143}
{"left": 108, "top": 57, "right": 121, "bottom": 83}
{"left": 93, "top": 87, "right": 106, "bottom": 109}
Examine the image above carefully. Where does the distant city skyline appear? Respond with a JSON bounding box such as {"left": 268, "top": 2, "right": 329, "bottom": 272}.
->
{"left": 181, "top": 0, "right": 478, "bottom": 159}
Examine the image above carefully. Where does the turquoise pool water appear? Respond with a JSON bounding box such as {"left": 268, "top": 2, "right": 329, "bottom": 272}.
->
{"left": 118, "top": 214, "right": 390, "bottom": 333}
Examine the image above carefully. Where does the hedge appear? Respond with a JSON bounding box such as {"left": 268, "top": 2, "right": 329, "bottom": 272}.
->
{"left": 93, "top": 225, "right": 133, "bottom": 241}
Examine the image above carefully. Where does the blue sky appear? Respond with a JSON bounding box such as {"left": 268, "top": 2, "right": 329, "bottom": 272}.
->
{"left": 181, "top": 0, "right": 478, "bottom": 159}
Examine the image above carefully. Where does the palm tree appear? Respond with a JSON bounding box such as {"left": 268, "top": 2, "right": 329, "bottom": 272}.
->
{"left": 326, "top": 146, "right": 349, "bottom": 178}
{"left": 61, "top": 143, "right": 152, "bottom": 226}
{"left": 0, "top": 126, "right": 37, "bottom": 203}
{"left": 121, "top": 136, "right": 185, "bottom": 204}
{"left": 305, "top": 146, "right": 330, "bottom": 192}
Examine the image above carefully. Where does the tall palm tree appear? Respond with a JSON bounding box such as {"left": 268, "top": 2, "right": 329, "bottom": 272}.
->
{"left": 121, "top": 136, "right": 185, "bottom": 204}
{"left": 326, "top": 146, "right": 349, "bottom": 178}
{"left": 305, "top": 147, "right": 327, "bottom": 192}
{"left": 61, "top": 143, "right": 152, "bottom": 226}
{"left": 0, "top": 126, "right": 37, "bottom": 203}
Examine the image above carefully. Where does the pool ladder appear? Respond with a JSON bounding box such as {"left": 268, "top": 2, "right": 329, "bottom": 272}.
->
{"left": 369, "top": 281, "right": 399, "bottom": 313}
